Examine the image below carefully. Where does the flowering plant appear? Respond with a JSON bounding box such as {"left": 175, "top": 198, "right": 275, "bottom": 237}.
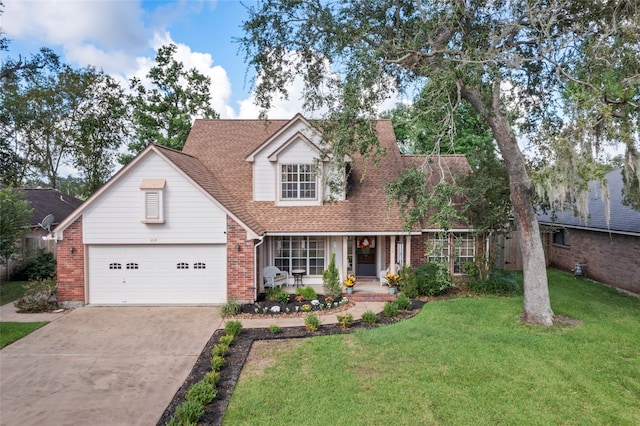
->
{"left": 343, "top": 274, "right": 357, "bottom": 288}
{"left": 385, "top": 273, "right": 401, "bottom": 287}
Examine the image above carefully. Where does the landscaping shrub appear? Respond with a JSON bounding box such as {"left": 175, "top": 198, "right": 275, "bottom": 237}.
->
{"left": 398, "top": 265, "right": 420, "bottom": 298}
{"left": 383, "top": 301, "right": 399, "bottom": 318}
{"left": 210, "top": 355, "right": 225, "bottom": 371}
{"left": 174, "top": 400, "right": 204, "bottom": 425}
{"left": 395, "top": 293, "right": 412, "bottom": 310}
{"left": 221, "top": 299, "right": 241, "bottom": 317}
{"left": 212, "top": 343, "right": 228, "bottom": 357}
{"left": 336, "top": 313, "right": 353, "bottom": 330}
{"left": 14, "top": 251, "right": 56, "bottom": 281}
{"left": 295, "top": 286, "right": 317, "bottom": 300}
{"left": 14, "top": 279, "right": 57, "bottom": 313}
{"left": 415, "top": 261, "right": 454, "bottom": 296}
{"left": 204, "top": 370, "right": 221, "bottom": 385}
{"left": 269, "top": 324, "right": 282, "bottom": 334}
{"left": 322, "top": 253, "right": 343, "bottom": 299}
{"left": 469, "top": 269, "right": 521, "bottom": 295}
{"left": 224, "top": 320, "right": 243, "bottom": 337}
{"left": 304, "top": 313, "right": 320, "bottom": 332}
{"left": 186, "top": 380, "right": 217, "bottom": 405}
{"left": 219, "top": 335, "right": 234, "bottom": 346}
{"left": 361, "top": 310, "right": 378, "bottom": 325}
{"left": 265, "top": 286, "right": 289, "bottom": 303}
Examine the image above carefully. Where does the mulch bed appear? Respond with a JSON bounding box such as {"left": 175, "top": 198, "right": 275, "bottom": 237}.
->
{"left": 157, "top": 299, "right": 425, "bottom": 426}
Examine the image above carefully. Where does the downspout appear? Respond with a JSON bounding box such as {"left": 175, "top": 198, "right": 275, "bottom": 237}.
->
{"left": 253, "top": 236, "right": 265, "bottom": 302}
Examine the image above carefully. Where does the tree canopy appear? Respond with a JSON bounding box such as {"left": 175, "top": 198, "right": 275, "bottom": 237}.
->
{"left": 242, "top": 0, "right": 640, "bottom": 325}
{"left": 0, "top": 187, "right": 32, "bottom": 279}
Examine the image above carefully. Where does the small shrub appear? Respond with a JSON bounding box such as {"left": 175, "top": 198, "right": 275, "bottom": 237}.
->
{"left": 14, "top": 279, "right": 57, "bottom": 313}
{"left": 14, "top": 251, "right": 56, "bottom": 281}
{"left": 204, "top": 370, "right": 221, "bottom": 385}
{"left": 336, "top": 313, "right": 353, "bottom": 330}
{"left": 221, "top": 299, "right": 241, "bottom": 317}
{"left": 395, "top": 293, "right": 412, "bottom": 310}
{"left": 304, "top": 313, "right": 320, "bottom": 332}
{"left": 469, "top": 269, "right": 521, "bottom": 295}
{"left": 416, "top": 261, "right": 454, "bottom": 296}
{"left": 361, "top": 310, "right": 378, "bottom": 325}
{"left": 383, "top": 301, "right": 399, "bottom": 318}
{"left": 212, "top": 343, "right": 228, "bottom": 357}
{"left": 322, "top": 253, "right": 343, "bottom": 299}
{"left": 219, "top": 335, "right": 234, "bottom": 346}
{"left": 301, "top": 304, "right": 312, "bottom": 312}
{"left": 269, "top": 324, "right": 282, "bottom": 334}
{"left": 174, "top": 400, "right": 204, "bottom": 425}
{"left": 165, "top": 416, "right": 180, "bottom": 426}
{"left": 265, "top": 287, "right": 289, "bottom": 303}
{"left": 224, "top": 320, "right": 243, "bottom": 337}
{"left": 186, "top": 380, "right": 217, "bottom": 405}
{"left": 210, "top": 355, "right": 225, "bottom": 371}
{"left": 399, "top": 265, "right": 420, "bottom": 299}
{"left": 295, "top": 286, "right": 317, "bottom": 300}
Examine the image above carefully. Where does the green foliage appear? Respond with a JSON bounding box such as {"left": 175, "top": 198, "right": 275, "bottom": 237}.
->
{"left": 395, "top": 294, "right": 412, "bottom": 311}
{"left": 125, "top": 43, "right": 219, "bottom": 161}
{"left": 210, "top": 355, "right": 225, "bottom": 372}
{"left": 14, "top": 279, "right": 57, "bottom": 313}
{"left": 295, "top": 286, "right": 317, "bottom": 300}
{"left": 174, "top": 400, "right": 204, "bottom": 426}
{"left": 398, "top": 266, "right": 419, "bottom": 299}
{"left": 0, "top": 280, "right": 28, "bottom": 305}
{"left": 322, "top": 252, "right": 342, "bottom": 299}
{"left": 204, "top": 370, "right": 221, "bottom": 386}
{"left": 265, "top": 287, "right": 289, "bottom": 303}
{"left": 221, "top": 299, "right": 241, "bottom": 317}
{"left": 219, "top": 335, "right": 234, "bottom": 346}
{"left": 360, "top": 310, "right": 378, "bottom": 325}
{"left": 382, "top": 302, "right": 399, "bottom": 318}
{"left": 415, "top": 262, "right": 454, "bottom": 296}
{"left": 212, "top": 343, "right": 229, "bottom": 357}
{"left": 304, "top": 313, "right": 320, "bottom": 332}
{"left": 469, "top": 269, "right": 521, "bottom": 296}
{"left": 14, "top": 251, "right": 56, "bottom": 281}
{"left": 224, "top": 320, "right": 243, "bottom": 337}
{"left": 0, "top": 321, "right": 48, "bottom": 348}
{"left": 0, "top": 188, "right": 32, "bottom": 274}
{"left": 336, "top": 313, "right": 353, "bottom": 330}
{"left": 186, "top": 380, "right": 217, "bottom": 405}
{"left": 269, "top": 324, "right": 282, "bottom": 334}
{"left": 300, "top": 304, "right": 311, "bottom": 312}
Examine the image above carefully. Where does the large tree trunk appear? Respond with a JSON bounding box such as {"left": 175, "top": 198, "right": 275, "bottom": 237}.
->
{"left": 462, "top": 83, "right": 554, "bottom": 325}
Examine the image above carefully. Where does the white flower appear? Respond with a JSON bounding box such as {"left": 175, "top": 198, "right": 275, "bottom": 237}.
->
{"left": 311, "top": 299, "right": 320, "bottom": 306}
{"left": 271, "top": 306, "right": 281, "bottom": 313}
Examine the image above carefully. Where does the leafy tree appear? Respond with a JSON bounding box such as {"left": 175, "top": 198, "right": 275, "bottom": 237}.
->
{"left": 125, "top": 44, "right": 219, "bottom": 162}
{"left": 0, "top": 187, "right": 33, "bottom": 279}
{"left": 241, "top": 0, "right": 639, "bottom": 325}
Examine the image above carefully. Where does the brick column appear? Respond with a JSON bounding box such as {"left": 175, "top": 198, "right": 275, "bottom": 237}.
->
{"left": 226, "top": 217, "right": 255, "bottom": 303}
{"left": 56, "top": 217, "right": 85, "bottom": 307}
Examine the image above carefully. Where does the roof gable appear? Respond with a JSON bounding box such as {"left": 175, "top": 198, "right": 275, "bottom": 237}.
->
{"left": 245, "top": 114, "right": 320, "bottom": 162}
{"left": 17, "top": 188, "right": 83, "bottom": 228}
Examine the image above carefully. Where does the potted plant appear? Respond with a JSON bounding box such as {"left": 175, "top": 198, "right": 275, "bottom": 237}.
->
{"left": 385, "top": 273, "right": 401, "bottom": 294}
{"left": 343, "top": 274, "right": 357, "bottom": 294}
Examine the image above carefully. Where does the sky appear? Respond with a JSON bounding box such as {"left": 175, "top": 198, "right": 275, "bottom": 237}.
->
{"left": 1, "top": 0, "right": 327, "bottom": 119}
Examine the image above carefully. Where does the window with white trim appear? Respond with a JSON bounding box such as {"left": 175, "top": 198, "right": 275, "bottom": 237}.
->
{"left": 453, "top": 233, "right": 475, "bottom": 274}
{"left": 274, "top": 236, "right": 325, "bottom": 275}
{"left": 140, "top": 179, "right": 166, "bottom": 223}
{"left": 281, "top": 164, "right": 316, "bottom": 199}
{"left": 426, "top": 232, "right": 475, "bottom": 275}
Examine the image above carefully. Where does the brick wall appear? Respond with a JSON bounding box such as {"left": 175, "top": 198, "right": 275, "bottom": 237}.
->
{"left": 56, "top": 217, "right": 86, "bottom": 307}
{"left": 227, "top": 217, "right": 255, "bottom": 303}
{"left": 548, "top": 228, "right": 640, "bottom": 295}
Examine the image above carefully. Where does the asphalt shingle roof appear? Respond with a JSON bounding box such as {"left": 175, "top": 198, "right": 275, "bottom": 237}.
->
{"left": 16, "top": 188, "right": 83, "bottom": 228}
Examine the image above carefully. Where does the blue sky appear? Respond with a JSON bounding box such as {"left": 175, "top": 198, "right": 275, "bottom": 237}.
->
{"left": 1, "top": 0, "right": 312, "bottom": 118}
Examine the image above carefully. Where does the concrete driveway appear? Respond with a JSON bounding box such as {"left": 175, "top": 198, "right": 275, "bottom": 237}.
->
{"left": 0, "top": 306, "right": 223, "bottom": 426}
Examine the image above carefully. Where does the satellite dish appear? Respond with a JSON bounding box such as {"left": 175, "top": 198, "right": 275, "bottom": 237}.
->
{"left": 39, "top": 214, "right": 55, "bottom": 234}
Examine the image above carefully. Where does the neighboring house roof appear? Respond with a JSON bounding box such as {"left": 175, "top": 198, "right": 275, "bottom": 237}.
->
{"left": 537, "top": 169, "right": 640, "bottom": 236}
{"left": 17, "top": 188, "right": 83, "bottom": 229}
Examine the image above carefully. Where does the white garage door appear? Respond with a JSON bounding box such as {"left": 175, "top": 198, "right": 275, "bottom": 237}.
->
{"left": 88, "top": 245, "right": 226, "bottom": 304}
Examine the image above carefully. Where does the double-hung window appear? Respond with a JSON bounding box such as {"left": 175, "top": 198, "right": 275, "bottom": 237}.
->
{"left": 426, "top": 232, "right": 475, "bottom": 275}
{"left": 281, "top": 164, "right": 316, "bottom": 199}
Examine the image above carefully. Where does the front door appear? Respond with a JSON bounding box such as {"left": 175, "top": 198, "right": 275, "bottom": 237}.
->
{"left": 355, "top": 236, "right": 376, "bottom": 276}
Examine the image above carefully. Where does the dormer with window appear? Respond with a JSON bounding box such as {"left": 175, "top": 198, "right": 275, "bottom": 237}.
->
{"left": 245, "top": 114, "right": 348, "bottom": 206}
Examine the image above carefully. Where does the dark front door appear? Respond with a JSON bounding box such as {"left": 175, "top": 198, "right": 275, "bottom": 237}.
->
{"left": 355, "top": 236, "right": 376, "bottom": 276}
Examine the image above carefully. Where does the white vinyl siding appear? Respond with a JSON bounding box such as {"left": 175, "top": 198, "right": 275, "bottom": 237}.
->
{"left": 83, "top": 153, "right": 227, "bottom": 244}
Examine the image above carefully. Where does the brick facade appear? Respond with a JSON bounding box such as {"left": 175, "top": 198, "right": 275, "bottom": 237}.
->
{"left": 56, "top": 217, "right": 86, "bottom": 307}
{"left": 548, "top": 228, "right": 640, "bottom": 295}
{"left": 226, "top": 217, "right": 255, "bottom": 303}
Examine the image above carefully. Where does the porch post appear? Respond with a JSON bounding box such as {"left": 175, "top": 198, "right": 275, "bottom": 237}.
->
{"left": 342, "top": 236, "right": 349, "bottom": 279}
{"left": 390, "top": 235, "right": 397, "bottom": 273}
{"left": 405, "top": 235, "right": 412, "bottom": 266}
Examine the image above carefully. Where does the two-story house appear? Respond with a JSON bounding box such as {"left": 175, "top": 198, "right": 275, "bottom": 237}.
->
{"left": 53, "top": 114, "right": 474, "bottom": 307}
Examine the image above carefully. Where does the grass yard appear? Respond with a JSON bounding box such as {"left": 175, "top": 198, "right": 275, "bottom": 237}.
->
{"left": 0, "top": 322, "right": 48, "bottom": 348}
{"left": 223, "top": 269, "right": 640, "bottom": 425}
{"left": 0, "top": 280, "right": 28, "bottom": 305}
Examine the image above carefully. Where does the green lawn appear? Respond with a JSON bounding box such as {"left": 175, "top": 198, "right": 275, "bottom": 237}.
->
{"left": 0, "top": 322, "right": 48, "bottom": 348}
{"left": 224, "top": 269, "right": 640, "bottom": 425}
{"left": 0, "top": 280, "right": 28, "bottom": 305}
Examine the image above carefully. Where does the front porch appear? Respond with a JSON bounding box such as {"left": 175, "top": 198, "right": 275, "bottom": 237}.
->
{"left": 281, "top": 277, "right": 398, "bottom": 302}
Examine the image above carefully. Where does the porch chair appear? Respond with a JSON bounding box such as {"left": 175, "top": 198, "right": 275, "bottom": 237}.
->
{"left": 263, "top": 266, "right": 290, "bottom": 288}
{"left": 379, "top": 264, "right": 401, "bottom": 286}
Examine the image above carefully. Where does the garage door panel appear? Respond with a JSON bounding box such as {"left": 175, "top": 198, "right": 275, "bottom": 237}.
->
{"left": 88, "top": 245, "right": 226, "bottom": 304}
